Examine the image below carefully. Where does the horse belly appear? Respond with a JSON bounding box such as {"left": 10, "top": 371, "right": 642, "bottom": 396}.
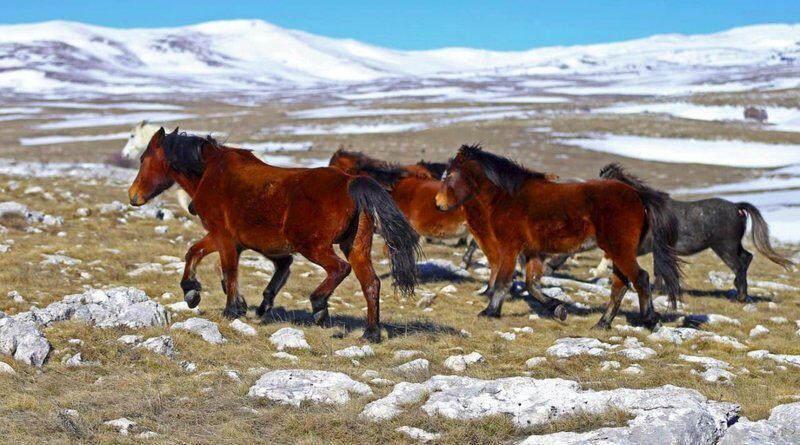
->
{"left": 531, "top": 217, "right": 595, "bottom": 254}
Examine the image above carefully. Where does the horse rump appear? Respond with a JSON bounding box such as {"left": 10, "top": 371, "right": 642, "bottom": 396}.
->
{"left": 736, "top": 202, "right": 794, "bottom": 270}
{"left": 347, "top": 176, "right": 421, "bottom": 295}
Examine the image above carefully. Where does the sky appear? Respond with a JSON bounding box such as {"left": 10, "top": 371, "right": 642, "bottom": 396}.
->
{"left": 2, "top": 0, "right": 799, "bottom": 50}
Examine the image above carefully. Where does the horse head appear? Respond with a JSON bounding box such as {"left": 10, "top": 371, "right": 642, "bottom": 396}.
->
{"left": 128, "top": 127, "right": 174, "bottom": 206}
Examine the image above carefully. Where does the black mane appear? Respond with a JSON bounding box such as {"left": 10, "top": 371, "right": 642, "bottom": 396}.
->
{"left": 359, "top": 163, "right": 407, "bottom": 188}
{"left": 417, "top": 160, "right": 448, "bottom": 179}
{"left": 161, "top": 132, "right": 220, "bottom": 177}
{"left": 459, "top": 144, "right": 546, "bottom": 194}
{"left": 599, "top": 163, "right": 672, "bottom": 198}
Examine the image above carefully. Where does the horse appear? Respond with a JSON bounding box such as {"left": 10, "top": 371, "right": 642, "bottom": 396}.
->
{"left": 330, "top": 149, "right": 477, "bottom": 265}
{"left": 435, "top": 144, "right": 682, "bottom": 330}
{"left": 128, "top": 128, "right": 420, "bottom": 342}
{"left": 599, "top": 163, "right": 794, "bottom": 301}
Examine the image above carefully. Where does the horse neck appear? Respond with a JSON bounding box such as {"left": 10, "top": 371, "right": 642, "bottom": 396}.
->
{"left": 168, "top": 145, "right": 218, "bottom": 198}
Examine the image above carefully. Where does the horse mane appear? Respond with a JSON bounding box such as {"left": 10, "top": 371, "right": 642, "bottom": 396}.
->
{"left": 417, "top": 160, "right": 448, "bottom": 179}
{"left": 359, "top": 163, "right": 407, "bottom": 188}
{"left": 459, "top": 144, "right": 547, "bottom": 194}
{"left": 161, "top": 132, "right": 222, "bottom": 177}
{"left": 599, "top": 163, "right": 671, "bottom": 198}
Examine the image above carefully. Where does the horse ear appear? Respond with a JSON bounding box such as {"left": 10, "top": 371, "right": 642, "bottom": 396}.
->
{"left": 153, "top": 127, "right": 166, "bottom": 143}
{"left": 171, "top": 127, "right": 179, "bottom": 135}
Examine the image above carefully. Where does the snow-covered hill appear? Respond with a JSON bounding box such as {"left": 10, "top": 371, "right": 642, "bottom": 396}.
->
{"left": 0, "top": 19, "right": 799, "bottom": 97}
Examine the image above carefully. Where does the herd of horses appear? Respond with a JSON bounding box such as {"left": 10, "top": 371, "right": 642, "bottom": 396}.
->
{"left": 127, "top": 127, "right": 794, "bottom": 342}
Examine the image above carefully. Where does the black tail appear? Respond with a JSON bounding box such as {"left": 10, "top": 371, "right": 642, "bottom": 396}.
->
{"left": 737, "top": 202, "right": 794, "bottom": 270}
{"left": 600, "top": 163, "right": 683, "bottom": 308}
{"left": 348, "top": 176, "right": 420, "bottom": 295}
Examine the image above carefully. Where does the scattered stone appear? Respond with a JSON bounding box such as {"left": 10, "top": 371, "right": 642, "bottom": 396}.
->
{"left": 495, "top": 331, "right": 516, "bottom": 341}
{"left": 361, "top": 375, "right": 739, "bottom": 445}
{"left": 679, "top": 354, "right": 732, "bottom": 370}
{"left": 63, "top": 352, "right": 97, "bottom": 367}
{"left": 229, "top": 319, "right": 257, "bottom": 336}
{"left": 393, "top": 358, "right": 430, "bottom": 374}
{"left": 154, "top": 225, "right": 169, "bottom": 234}
{"left": 180, "top": 361, "right": 197, "bottom": 373}
{"left": 393, "top": 350, "right": 421, "bottom": 360}
{"left": 526, "top": 357, "right": 547, "bottom": 369}
{"left": 692, "top": 368, "right": 737, "bottom": 384}
{"left": 137, "top": 431, "right": 158, "bottom": 439}
{"left": 136, "top": 336, "right": 177, "bottom": 358}
{"left": 68, "top": 338, "right": 84, "bottom": 346}
{"left": 272, "top": 351, "right": 299, "bottom": 362}
{"left": 0, "top": 362, "right": 15, "bottom": 375}
{"left": 104, "top": 417, "right": 136, "bottom": 436}
{"left": 40, "top": 253, "right": 81, "bottom": 266}
{"left": 335, "top": 345, "right": 375, "bottom": 359}
{"left": 769, "top": 317, "right": 788, "bottom": 324}
{"left": 225, "top": 370, "right": 241, "bottom": 381}
{"left": 117, "top": 335, "right": 144, "bottom": 346}
{"left": 683, "top": 314, "right": 741, "bottom": 327}
{"left": 166, "top": 301, "right": 200, "bottom": 314}
{"left": 396, "top": 426, "right": 442, "bottom": 443}
{"left": 7, "top": 291, "right": 25, "bottom": 304}
{"left": 62, "top": 409, "right": 79, "bottom": 418}
{"left": 546, "top": 337, "right": 612, "bottom": 358}
{"left": 361, "top": 370, "right": 380, "bottom": 380}
{"left": 617, "top": 337, "right": 657, "bottom": 360}
{"left": 0, "top": 313, "right": 51, "bottom": 366}
{"left": 440, "top": 284, "right": 458, "bottom": 294}
{"left": 371, "top": 378, "right": 395, "bottom": 386}
{"left": 719, "top": 401, "right": 800, "bottom": 444}
{"left": 749, "top": 325, "right": 770, "bottom": 338}
{"left": 601, "top": 360, "right": 621, "bottom": 371}
{"left": 747, "top": 350, "right": 800, "bottom": 368}
{"left": 171, "top": 318, "right": 226, "bottom": 344}
{"left": 512, "top": 326, "right": 534, "bottom": 334}
{"left": 248, "top": 369, "right": 372, "bottom": 406}
{"left": 443, "top": 352, "right": 485, "bottom": 372}
{"left": 621, "top": 364, "right": 644, "bottom": 375}
{"left": 648, "top": 327, "right": 746, "bottom": 349}
{"left": 269, "top": 327, "right": 309, "bottom": 351}
{"left": 743, "top": 303, "right": 757, "bottom": 313}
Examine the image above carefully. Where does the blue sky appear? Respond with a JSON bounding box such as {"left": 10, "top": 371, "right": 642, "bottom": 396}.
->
{"left": 3, "top": 0, "right": 799, "bottom": 50}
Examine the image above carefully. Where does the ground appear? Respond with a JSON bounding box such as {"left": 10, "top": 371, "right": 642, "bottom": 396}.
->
{"left": 1, "top": 88, "right": 799, "bottom": 444}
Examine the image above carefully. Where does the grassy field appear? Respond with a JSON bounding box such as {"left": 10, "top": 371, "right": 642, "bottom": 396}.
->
{"left": 1, "top": 90, "right": 799, "bottom": 444}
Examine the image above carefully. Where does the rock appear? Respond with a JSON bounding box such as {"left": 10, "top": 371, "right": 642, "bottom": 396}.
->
{"left": 0, "top": 362, "right": 15, "bottom": 375}
{"left": 62, "top": 409, "right": 79, "bottom": 418}
{"left": 335, "top": 345, "right": 375, "bottom": 359}
{"left": 621, "top": 364, "right": 644, "bottom": 375}
{"left": 394, "top": 349, "right": 421, "bottom": 360}
{"left": 648, "top": 327, "right": 746, "bottom": 349}
{"left": 14, "top": 287, "right": 168, "bottom": 329}
{"left": 166, "top": 301, "right": 200, "bottom": 314}
{"left": 440, "top": 284, "right": 458, "bottom": 294}
{"left": 546, "top": 337, "right": 612, "bottom": 358}
{"left": 229, "top": 319, "right": 257, "bottom": 336}
{"left": 104, "top": 417, "right": 136, "bottom": 435}
{"left": 769, "top": 317, "right": 788, "bottom": 324}
{"left": 601, "top": 360, "right": 621, "bottom": 371}
{"left": 749, "top": 325, "right": 770, "bottom": 338}
{"left": 617, "top": 337, "right": 657, "bottom": 361}
{"left": 180, "top": 361, "right": 197, "bottom": 372}
{"left": 248, "top": 369, "right": 372, "bottom": 406}
{"left": 68, "top": 338, "right": 84, "bottom": 346}
{"left": 692, "top": 368, "right": 737, "bottom": 384}
{"left": 225, "top": 370, "right": 240, "bottom": 381}
{"left": 171, "top": 318, "right": 226, "bottom": 344}
{"left": 361, "top": 370, "right": 380, "bottom": 380}
{"left": 269, "top": 327, "right": 309, "bottom": 351}
{"left": 362, "top": 375, "right": 739, "bottom": 445}
{"left": 743, "top": 303, "right": 757, "bottom": 313}
{"left": 443, "top": 352, "right": 485, "bottom": 372}
{"left": 137, "top": 431, "right": 158, "bottom": 439}
{"left": 7, "top": 291, "right": 25, "bottom": 304}
{"left": 0, "top": 314, "right": 51, "bottom": 366}
{"left": 512, "top": 326, "right": 534, "bottom": 334}
{"left": 393, "top": 358, "right": 430, "bottom": 374}
{"left": 526, "top": 357, "right": 547, "bottom": 369}
{"left": 154, "top": 225, "right": 169, "bottom": 234}
{"left": 63, "top": 352, "right": 97, "bottom": 367}
{"left": 137, "top": 336, "right": 177, "bottom": 358}
{"left": 747, "top": 350, "right": 800, "bottom": 368}
{"left": 495, "top": 331, "right": 516, "bottom": 341}
{"left": 679, "top": 354, "right": 732, "bottom": 370}
{"left": 719, "top": 402, "right": 800, "bottom": 444}
{"left": 117, "top": 335, "right": 144, "bottom": 346}
{"left": 683, "top": 313, "right": 741, "bottom": 327}
{"left": 396, "top": 426, "right": 442, "bottom": 443}
{"left": 370, "top": 378, "right": 395, "bottom": 386}
{"left": 272, "top": 351, "right": 299, "bottom": 362}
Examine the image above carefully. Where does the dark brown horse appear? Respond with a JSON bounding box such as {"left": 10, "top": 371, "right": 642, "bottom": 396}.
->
{"left": 330, "top": 150, "right": 475, "bottom": 263}
{"left": 128, "top": 128, "right": 420, "bottom": 342}
{"left": 435, "top": 145, "right": 682, "bottom": 329}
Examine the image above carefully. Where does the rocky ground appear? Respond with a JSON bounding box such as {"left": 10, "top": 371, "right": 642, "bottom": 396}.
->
{"left": 1, "top": 90, "right": 799, "bottom": 444}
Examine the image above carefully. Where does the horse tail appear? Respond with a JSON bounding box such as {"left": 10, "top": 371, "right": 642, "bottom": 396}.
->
{"left": 602, "top": 163, "right": 682, "bottom": 308}
{"left": 736, "top": 202, "right": 794, "bottom": 270}
{"left": 348, "top": 176, "right": 420, "bottom": 295}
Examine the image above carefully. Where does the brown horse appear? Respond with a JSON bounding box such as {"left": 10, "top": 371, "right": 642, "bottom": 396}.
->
{"left": 435, "top": 145, "right": 682, "bottom": 329}
{"left": 128, "top": 128, "right": 420, "bottom": 342}
{"left": 330, "top": 150, "right": 475, "bottom": 263}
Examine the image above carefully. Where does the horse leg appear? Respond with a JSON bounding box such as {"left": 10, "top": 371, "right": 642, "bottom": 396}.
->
{"left": 543, "top": 253, "right": 570, "bottom": 276}
{"left": 612, "top": 256, "right": 660, "bottom": 330}
{"left": 736, "top": 248, "right": 753, "bottom": 302}
{"left": 217, "top": 239, "right": 244, "bottom": 319}
{"left": 346, "top": 213, "right": 382, "bottom": 342}
{"left": 462, "top": 239, "right": 479, "bottom": 270}
{"left": 524, "top": 255, "right": 567, "bottom": 321}
{"left": 712, "top": 242, "right": 752, "bottom": 302}
{"left": 478, "top": 252, "right": 516, "bottom": 318}
{"left": 300, "top": 245, "right": 351, "bottom": 327}
{"left": 180, "top": 234, "right": 217, "bottom": 309}
{"left": 256, "top": 255, "right": 293, "bottom": 320}
{"left": 593, "top": 266, "right": 629, "bottom": 329}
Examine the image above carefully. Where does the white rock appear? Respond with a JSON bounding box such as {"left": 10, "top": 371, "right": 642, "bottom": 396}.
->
{"left": 440, "top": 284, "right": 458, "bottom": 294}
{"left": 362, "top": 375, "right": 739, "bottom": 445}
{"left": 104, "top": 417, "right": 136, "bottom": 435}
{"left": 154, "top": 225, "right": 169, "bottom": 234}
{"left": 0, "top": 314, "right": 51, "bottom": 366}
{"left": 743, "top": 303, "right": 757, "bottom": 313}
{"left": 679, "top": 354, "right": 731, "bottom": 370}
{"left": 396, "top": 426, "right": 442, "bottom": 443}
{"left": 166, "top": 301, "right": 199, "bottom": 314}
{"left": 546, "top": 337, "right": 612, "bottom": 358}
{"left": 269, "top": 327, "right": 309, "bottom": 351}
{"left": 495, "top": 331, "right": 516, "bottom": 341}
{"left": 525, "top": 357, "right": 547, "bottom": 369}
{"left": 692, "top": 368, "right": 737, "bottom": 384}
{"left": 621, "top": 364, "right": 644, "bottom": 375}
{"left": 394, "top": 358, "right": 430, "bottom": 374}
{"left": 719, "top": 402, "right": 800, "bottom": 444}
{"left": 683, "top": 313, "right": 741, "bottom": 327}
{"left": 747, "top": 350, "right": 800, "bottom": 368}
{"left": 617, "top": 337, "right": 657, "bottom": 361}
{"left": 7, "top": 291, "right": 25, "bottom": 303}
{"left": 443, "top": 352, "right": 485, "bottom": 372}
{"left": 0, "top": 362, "right": 15, "bottom": 375}
{"left": 272, "top": 351, "right": 299, "bottom": 362}
{"left": 229, "top": 319, "right": 257, "bottom": 336}
{"left": 769, "top": 317, "right": 788, "bottom": 324}
{"left": 601, "top": 360, "right": 621, "bottom": 371}
{"left": 749, "top": 325, "right": 770, "bottom": 338}
{"left": 136, "top": 336, "right": 177, "bottom": 358}
{"left": 512, "top": 326, "right": 534, "bottom": 334}
{"left": 335, "top": 345, "right": 375, "bottom": 359}
{"left": 248, "top": 369, "right": 372, "bottom": 406}
{"left": 361, "top": 370, "right": 380, "bottom": 380}
{"left": 180, "top": 361, "right": 197, "bottom": 372}
{"left": 118, "top": 335, "right": 144, "bottom": 346}
{"left": 68, "top": 338, "right": 84, "bottom": 346}
{"left": 171, "top": 318, "right": 226, "bottom": 344}
{"left": 63, "top": 352, "right": 96, "bottom": 367}
{"left": 137, "top": 431, "right": 158, "bottom": 439}
{"left": 225, "top": 370, "right": 241, "bottom": 381}
{"left": 62, "top": 409, "right": 79, "bottom": 418}
{"left": 648, "top": 327, "right": 746, "bottom": 349}
{"left": 393, "top": 349, "right": 421, "bottom": 359}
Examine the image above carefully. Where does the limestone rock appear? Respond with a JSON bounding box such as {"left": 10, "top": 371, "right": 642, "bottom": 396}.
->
{"left": 269, "top": 327, "right": 309, "bottom": 351}
{"left": 393, "top": 358, "right": 430, "bottom": 375}
{"left": 171, "top": 318, "right": 226, "bottom": 344}
{"left": 335, "top": 345, "right": 375, "bottom": 359}
{"left": 443, "top": 352, "right": 485, "bottom": 372}
{"left": 137, "top": 335, "right": 177, "bottom": 358}
{"left": 229, "top": 319, "right": 257, "bottom": 336}
{"left": 546, "top": 337, "right": 612, "bottom": 358}
{"left": 248, "top": 369, "right": 372, "bottom": 406}
{"left": 396, "top": 426, "right": 442, "bottom": 443}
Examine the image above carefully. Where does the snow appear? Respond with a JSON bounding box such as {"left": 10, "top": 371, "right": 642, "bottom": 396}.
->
{"left": 274, "top": 122, "right": 427, "bottom": 135}
{"left": 559, "top": 134, "right": 800, "bottom": 168}
{"left": 35, "top": 112, "right": 195, "bottom": 130}
{"left": 245, "top": 141, "right": 312, "bottom": 152}
{"left": 20, "top": 132, "right": 129, "bottom": 146}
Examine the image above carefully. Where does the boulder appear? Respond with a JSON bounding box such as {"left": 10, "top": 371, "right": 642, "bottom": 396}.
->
{"left": 443, "top": 352, "right": 485, "bottom": 372}
{"left": 269, "top": 327, "right": 310, "bottom": 351}
{"left": 171, "top": 318, "right": 226, "bottom": 344}
{"left": 720, "top": 402, "right": 800, "bottom": 444}
{"left": 229, "top": 319, "right": 257, "bottom": 336}
{"left": 334, "top": 345, "right": 375, "bottom": 359}
{"left": 136, "top": 336, "right": 177, "bottom": 358}
{"left": 546, "top": 337, "right": 612, "bottom": 358}
{"left": 248, "top": 369, "right": 372, "bottom": 406}
{"left": 393, "top": 358, "right": 430, "bottom": 375}
{"left": 0, "top": 313, "right": 51, "bottom": 366}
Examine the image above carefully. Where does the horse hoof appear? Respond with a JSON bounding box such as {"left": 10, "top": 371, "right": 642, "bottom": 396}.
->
{"left": 553, "top": 305, "right": 568, "bottom": 321}
{"left": 361, "top": 329, "right": 382, "bottom": 343}
{"left": 649, "top": 322, "right": 663, "bottom": 333}
{"left": 313, "top": 308, "right": 329, "bottom": 326}
{"left": 184, "top": 290, "right": 201, "bottom": 309}
{"left": 222, "top": 307, "right": 240, "bottom": 319}
{"left": 592, "top": 321, "right": 611, "bottom": 330}
{"left": 478, "top": 308, "right": 501, "bottom": 318}
{"left": 255, "top": 303, "right": 272, "bottom": 318}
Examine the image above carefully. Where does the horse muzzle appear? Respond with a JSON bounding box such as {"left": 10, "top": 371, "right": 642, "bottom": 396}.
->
{"left": 129, "top": 192, "right": 144, "bottom": 207}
